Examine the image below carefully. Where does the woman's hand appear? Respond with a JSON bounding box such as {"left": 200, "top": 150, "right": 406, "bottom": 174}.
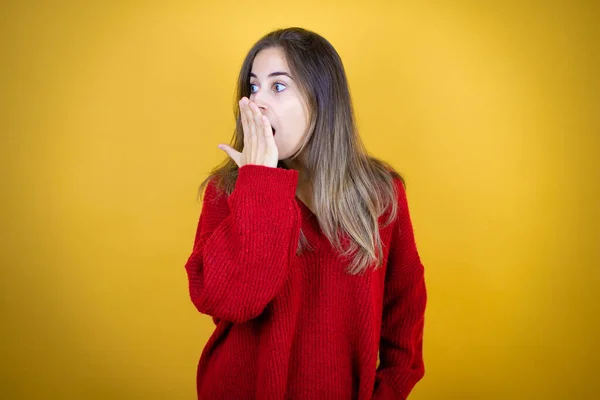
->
{"left": 218, "top": 97, "right": 278, "bottom": 168}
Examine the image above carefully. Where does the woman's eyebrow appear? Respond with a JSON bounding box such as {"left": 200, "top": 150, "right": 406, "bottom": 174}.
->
{"left": 250, "top": 72, "right": 294, "bottom": 80}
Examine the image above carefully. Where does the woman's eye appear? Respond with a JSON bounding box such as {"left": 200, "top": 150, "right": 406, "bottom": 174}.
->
{"left": 273, "top": 82, "right": 286, "bottom": 92}
{"left": 250, "top": 83, "right": 258, "bottom": 93}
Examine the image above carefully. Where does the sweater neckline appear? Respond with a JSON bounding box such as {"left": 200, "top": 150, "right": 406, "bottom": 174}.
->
{"left": 295, "top": 196, "right": 324, "bottom": 243}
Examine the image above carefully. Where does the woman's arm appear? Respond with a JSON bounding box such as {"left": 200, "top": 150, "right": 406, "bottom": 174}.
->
{"left": 372, "top": 179, "right": 428, "bottom": 400}
{"left": 184, "top": 164, "right": 302, "bottom": 323}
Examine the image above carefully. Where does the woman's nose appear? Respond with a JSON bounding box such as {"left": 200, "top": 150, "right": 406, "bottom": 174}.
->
{"left": 251, "top": 96, "right": 268, "bottom": 113}
{"left": 250, "top": 91, "right": 269, "bottom": 111}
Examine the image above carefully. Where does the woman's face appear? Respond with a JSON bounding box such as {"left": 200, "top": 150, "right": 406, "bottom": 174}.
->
{"left": 248, "top": 47, "right": 310, "bottom": 160}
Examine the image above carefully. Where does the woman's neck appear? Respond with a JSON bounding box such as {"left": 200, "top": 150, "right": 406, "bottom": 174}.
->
{"left": 282, "top": 157, "right": 313, "bottom": 211}
{"left": 282, "top": 158, "right": 310, "bottom": 186}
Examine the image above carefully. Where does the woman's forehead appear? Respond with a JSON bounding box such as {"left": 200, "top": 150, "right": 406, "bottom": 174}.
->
{"left": 251, "top": 48, "right": 290, "bottom": 75}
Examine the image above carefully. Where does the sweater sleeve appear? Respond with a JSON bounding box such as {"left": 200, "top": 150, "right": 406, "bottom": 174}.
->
{"left": 372, "top": 179, "right": 427, "bottom": 400}
{"left": 184, "top": 164, "right": 302, "bottom": 323}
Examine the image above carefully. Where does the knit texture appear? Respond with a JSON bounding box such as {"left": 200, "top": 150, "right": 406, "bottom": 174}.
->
{"left": 184, "top": 164, "right": 427, "bottom": 399}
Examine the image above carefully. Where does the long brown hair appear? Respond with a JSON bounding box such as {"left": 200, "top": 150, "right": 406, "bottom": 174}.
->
{"left": 197, "top": 27, "right": 405, "bottom": 275}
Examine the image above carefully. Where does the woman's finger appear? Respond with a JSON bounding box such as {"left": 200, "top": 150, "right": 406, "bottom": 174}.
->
{"left": 239, "top": 98, "right": 251, "bottom": 162}
{"left": 243, "top": 100, "right": 257, "bottom": 163}
{"left": 218, "top": 144, "right": 242, "bottom": 167}
{"left": 250, "top": 102, "right": 265, "bottom": 164}
{"left": 239, "top": 98, "right": 249, "bottom": 137}
{"left": 261, "top": 115, "right": 276, "bottom": 154}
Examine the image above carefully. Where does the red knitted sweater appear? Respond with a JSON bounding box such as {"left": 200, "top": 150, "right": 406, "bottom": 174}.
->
{"left": 184, "top": 164, "right": 427, "bottom": 399}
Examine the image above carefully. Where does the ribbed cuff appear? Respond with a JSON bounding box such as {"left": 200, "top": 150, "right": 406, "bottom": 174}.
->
{"left": 234, "top": 164, "right": 299, "bottom": 200}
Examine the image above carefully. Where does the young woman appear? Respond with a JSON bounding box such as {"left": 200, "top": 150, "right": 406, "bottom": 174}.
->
{"left": 184, "top": 27, "right": 427, "bottom": 400}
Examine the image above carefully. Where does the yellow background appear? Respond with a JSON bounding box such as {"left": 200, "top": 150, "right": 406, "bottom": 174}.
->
{"left": 1, "top": 1, "right": 598, "bottom": 399}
